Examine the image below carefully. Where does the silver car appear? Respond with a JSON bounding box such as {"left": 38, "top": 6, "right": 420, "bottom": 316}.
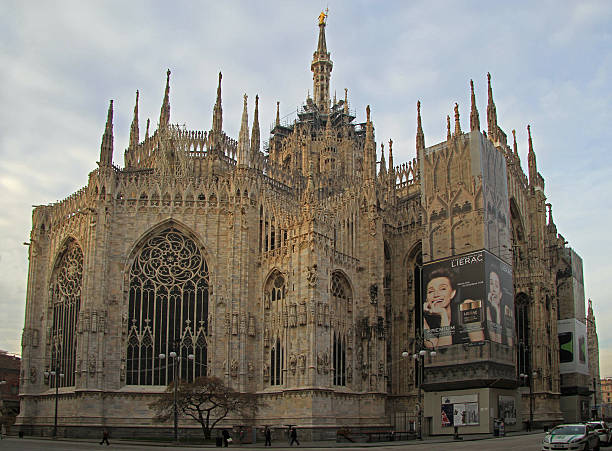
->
{"left": 542, "top": 424, "right": 600, "bottom": 450}
{"left": 587, "top": 421, "right": 610, "bottom": 446}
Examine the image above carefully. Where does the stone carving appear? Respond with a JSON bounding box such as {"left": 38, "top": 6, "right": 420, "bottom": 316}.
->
{"left": 91, "top": 311, "right": 98, "bottom": 333}
{"left": 99, "top": 312, "right": 107, "bottom": 334}
{"left": 289, "top": 303, "right": 297, "bottom": 327}
{"left": 289, "top": 353, "right": 297, "bottom": 375}
{"left": 248, "top": 315, "right": 255, "bottom": 336}
{"left": 317, "top": 351, "right": 330, "bottom": 374}
{"left": 282, "top": 308, "right": 288, "bottom": 328}
{"left": 306, "top": 264, "right": 318, "bottom": 288}
{"left": 29, "top": 366, "right": 37, "bottom": 383}
{"left": 263, "top": 363, "right": 269, "bottom": 379}
{"left": 347, "top": 364, "right": 353, "bottom": 383}
{"left": 240, "top": 313, "right": 247, "bottom": 335}
{"left": 264, "top": 294, "right": 270, "bottom": 310}
{"left": 264, "top": 327, "right": 270, "bottom": 348}
{"left": 298, "top": 301, "right": 307, "bottom": 325}
{"left": 324, "top": 304, "right": 330, "bottom": 327}
{"left": 78, "top": 311, "right": 84, "bottom": 334}
{"left": 83, "top": 311, "right": 90, "bottom": 332}
{"left": 309, "top": 301, "right": 316, "bottom": 325}
{"left": 230, "top": 359, "right": 239, "bottom": 377}
{"left": 208, "top": 312, "right": 214, "bottom": 336}
{"left": 247, "top": 361, "right": 254, "bottom": 379}
{"left": 232, "top": 313, "right": 238, "bottom": 335}
{"left": 32, "top": 328, "right": 39, "bottom": 347}
{"left": 378, "top": 360, "right": 384, "bottom": 376}
{"left": 298, "top": 354, "right": 306, "bottom": 374}
{"left": 369, "top": 284, "right": 378, "bottom": 304}
{"left": 225, "top": 312, "right": 231, "bottom": 333}
{"left": 121, "top": 313, "right": 128, "bottom": 335}
{"left": 88, "top": 355, "right": 96, "bottom": 375}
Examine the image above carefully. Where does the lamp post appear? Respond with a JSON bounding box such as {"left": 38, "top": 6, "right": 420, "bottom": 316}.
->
{"left": 403, "top": 346, "right": 436, "bottom": 440}
{"left": 519, "top": 371, "right": 537, "bottom": 429}
{"left": 159, "top": 344, "right": 194, "bottom": 443}
{"left": 43, "top": 367, "right": 64, "bottom": 438}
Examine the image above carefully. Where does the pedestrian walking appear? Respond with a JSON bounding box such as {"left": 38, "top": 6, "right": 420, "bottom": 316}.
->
{"left": 264, "top": 426, "right": 272, "bottom": 446}
{"left": 0, "top": 423, "right": 5, "bottom": 439}
{"left": 290, "top": 427, "right": 300, "bottom": 446}
{"left": 222, "top": 429, "right": 231, "bottom": 447}
{"left": 99, "top": 428, "right": 110, "bottom": 446}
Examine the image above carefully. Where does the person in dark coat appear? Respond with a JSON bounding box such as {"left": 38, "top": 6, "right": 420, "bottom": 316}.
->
{"left": 290, "top": 427, "right": 300, "bottom": 446}
{"left": 99, "top": 428, "right": 110, "bottom": 446}
{"left": 264, "top": 426, "right": 272, "bottom": 446}
{"left": 222, "top": 429, "right": 231, "bottom": 447}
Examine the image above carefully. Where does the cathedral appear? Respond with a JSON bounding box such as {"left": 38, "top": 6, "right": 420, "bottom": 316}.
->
{"left": 17, "top": 13, "right": 592, "bottom": 439}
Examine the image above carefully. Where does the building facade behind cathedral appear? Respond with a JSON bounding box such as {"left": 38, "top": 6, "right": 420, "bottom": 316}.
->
{"left": 17, "top": 15, "right": 599, "bottom": 438}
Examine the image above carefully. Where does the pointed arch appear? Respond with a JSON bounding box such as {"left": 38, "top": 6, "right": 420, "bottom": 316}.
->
{"left": 263, "top": 268, "right": 287, "bottom": 386}
{"left": 125, "top": 220, "right": 210, "bottom": 385}
{"left": 48, "top": 237, "right": 83, "bottom": 387}
{"left": 330, "top": 270, "right": 353, "bottom": 386}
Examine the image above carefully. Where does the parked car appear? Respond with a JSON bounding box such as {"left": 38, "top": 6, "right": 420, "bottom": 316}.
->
{"left": 542, "top": 423, "right": 600, "bottom": 450}
{"left": 587, "top": 421, "right": 610, "bottom": 446}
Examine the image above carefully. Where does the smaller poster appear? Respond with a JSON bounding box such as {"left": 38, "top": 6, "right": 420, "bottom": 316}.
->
{"left": 498, "top": 395, "right": 516, "bottom": 425}
{"left": 441, "top": 403, "right": 453, "bottom": 427}
{"left": 441, "top": 395, "right": 479, "bottom": 427}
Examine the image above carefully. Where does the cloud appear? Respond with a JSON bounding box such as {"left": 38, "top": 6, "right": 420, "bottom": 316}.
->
{"left": 0, "top": 2, "right": 611, "bottom": 372}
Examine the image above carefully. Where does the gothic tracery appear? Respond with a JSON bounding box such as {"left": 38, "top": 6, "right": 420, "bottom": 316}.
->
{"left": 48, "top": 239, "right": 83, "bottom": 387}
{"left": 126, "top": 227, "right": 209, "bottom": 385}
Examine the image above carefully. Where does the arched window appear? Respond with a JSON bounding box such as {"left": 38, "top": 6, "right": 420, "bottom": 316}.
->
{"left": 270, "top": 274, "right": 285, "bottom": 303}
{"left": 264, "top": 271, "right": 286, "bottom": 386}
{"left": 48, "top": 239, "right": 83, "bottom": 387}
{"left": 331, "top": 271, "right": 352, "bottom": 386}
{"left": 270, "top": 337, "right": 284, "bottom": 386}
{"left": 515, "top": 293, "right": 530, "bottom": 377}
{"left": 126, "top": 227, "right": 209, "bottom": 385}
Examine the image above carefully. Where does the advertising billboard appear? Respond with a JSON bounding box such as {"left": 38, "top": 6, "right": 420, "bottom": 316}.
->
{"left": 441, "top": 394, "right": 479, "bottom": 427}
{"left": 478, "top": 136, "right": 512, "bottom": 264}
{"left": 422, "top": 249, "right": 514, "bottom": 348}
{"left": 498, "top": 395, "right": 517, "bottom": 424}
{"left": 558, "top": 318, "right": 589, "bottom": 375}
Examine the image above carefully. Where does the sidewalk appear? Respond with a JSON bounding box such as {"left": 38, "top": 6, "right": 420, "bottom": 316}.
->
{"left": 10, "top": 429, "right": 544, "bottom": 448}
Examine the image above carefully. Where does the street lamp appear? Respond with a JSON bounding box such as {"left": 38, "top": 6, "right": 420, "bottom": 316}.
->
{"left": 403, "top": 346, "right": 436, "bottom": 440}
{"left": 43, "top": 368, "right": 64, "bottom": 438}
{"left": 159, "top": 346, "right": 194, "bottom": 443}
{"left": 519, "top": 371, "right": 537, "bottom": 430}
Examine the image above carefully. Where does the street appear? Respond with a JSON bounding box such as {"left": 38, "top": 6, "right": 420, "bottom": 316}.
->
{"left": 0, "top": 433, "right": 547, "bottom": 450}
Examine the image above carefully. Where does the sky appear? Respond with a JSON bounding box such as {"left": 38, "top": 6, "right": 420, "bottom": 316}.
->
{"left": 1, "top": 1, "right": 611, "bottom": 374}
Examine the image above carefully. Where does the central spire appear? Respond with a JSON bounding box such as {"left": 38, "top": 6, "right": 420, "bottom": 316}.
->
{"left": 311, "top": 10, "right": 333, "bottom": 112}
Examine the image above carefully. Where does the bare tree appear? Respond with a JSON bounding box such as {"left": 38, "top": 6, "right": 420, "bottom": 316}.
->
{"left": 149, "top": 376, "right": 262, "bottom": 440}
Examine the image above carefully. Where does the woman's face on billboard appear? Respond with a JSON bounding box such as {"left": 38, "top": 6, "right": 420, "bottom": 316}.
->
{"left": 426, "top": 276, "right": 456, "bottom": 310}
{"left": 489, "top": 271, "right": 501, "bottom": 303}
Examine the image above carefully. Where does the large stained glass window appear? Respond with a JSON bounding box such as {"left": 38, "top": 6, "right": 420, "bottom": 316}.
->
{"left": 126, "top": 227, "right": 209, "bottom": 385}
{"left": 331, "top": 271, "right": 352, "bottom": 386}
{"left": 48, "top": 239, "right": 83, "bottom": 387}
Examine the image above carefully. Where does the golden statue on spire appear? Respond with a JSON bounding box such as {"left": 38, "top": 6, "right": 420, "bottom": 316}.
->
{"left": 318, "top": 8, "right": 328, "bottom": 25}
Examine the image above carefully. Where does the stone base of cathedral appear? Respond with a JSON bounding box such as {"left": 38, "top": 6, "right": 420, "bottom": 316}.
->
{"left": 15, "top": 389, "right": 391, "bottom": 441}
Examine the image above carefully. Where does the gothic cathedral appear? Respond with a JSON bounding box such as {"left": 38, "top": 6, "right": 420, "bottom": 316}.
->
{"left": 18, "top": 14, "right": 573, "bottom": 438}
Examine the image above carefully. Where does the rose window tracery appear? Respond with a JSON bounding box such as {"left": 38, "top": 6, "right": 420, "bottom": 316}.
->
{"left": 126, "top": 227, "right": 209, "bottom": 385}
